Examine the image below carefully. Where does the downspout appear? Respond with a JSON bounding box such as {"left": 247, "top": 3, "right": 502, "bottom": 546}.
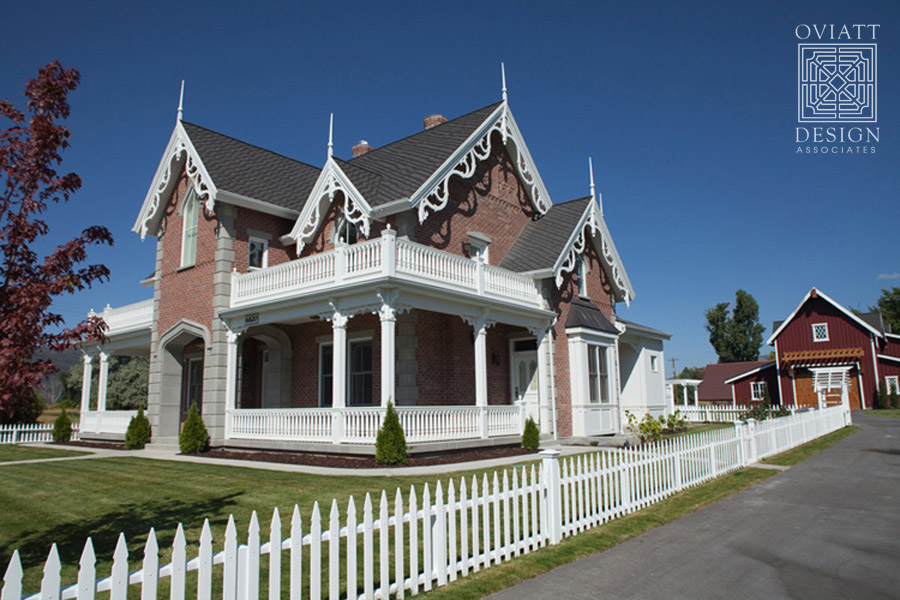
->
{"left": 549, "top": 329, "right": 558, "bottom": 440}
{"left": 774, "top": 340, "right": 785, "bottom": 405}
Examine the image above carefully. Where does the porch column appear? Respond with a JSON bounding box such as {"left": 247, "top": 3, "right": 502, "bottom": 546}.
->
{"left": 682, "top": 385, "right": 688, "bottom": 407}
{"left": 80, "top": 354, "right": 93, "bottom": 415}
{"left": 378, "top": 292, "right": 397, "bottom": 408}
{"left": 471, "top": 311, "right": 492, "bottom": 439}
{"left": 332, "top": 309, "right": 348, "bottom": 444}
{"left": 537, "top": 327, "right": 553, "bottom": 435}
{"left": 224, "top": 329, "right": 241, "bottom": 439}
{"left": 97, "top": 352, "right": 109, "bottom": 412}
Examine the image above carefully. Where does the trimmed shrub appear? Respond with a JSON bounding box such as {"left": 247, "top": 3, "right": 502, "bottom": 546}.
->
{"left": 891, "top": 390, "right": 899, "bottom": 409}
{"left": 522, "top": 416, "right": 540, "bottom": 451}
{"left": 375, "top": 402, "right": 408, "bottom": 465}
{"left": 52, "top": 409, "right": 72, "bottom": 442}
{"left": 179, "top": 401, "right": 209, "bottom": 453}
{"left": 125, "top": 406, "right": 151, "bottom": 449}
{"left": 873, "top": 388, "right": 886, "bottom": 409}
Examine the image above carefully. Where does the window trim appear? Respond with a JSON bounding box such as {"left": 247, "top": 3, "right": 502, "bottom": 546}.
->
{"left": 577, "top": 254, "right": 588, "bottom": 298}
{"left": 750, "top": 381, "right": 767, "bottom": 401}
{"left": 180, "top": 189, "right": 199, "bottom": 268}
{"left": 248, "top": 236, "right": 269, "bottom": 270}
{"left": 317, "top": 332, "right": 375, "bottom": 407}
{"left": 812, "top": 322, "right": 829, "bottom": 342}
{"left": 886, "top": 376, "right": 900, "bottom": 395}
{"left": 587, "top": 343, "right": 610, "bottom": 404}
{"left": 334, "top": 215, "right": 361, "bottom": 245}
{"left": 650, "top": 354, "right": 659, "bottom": 373}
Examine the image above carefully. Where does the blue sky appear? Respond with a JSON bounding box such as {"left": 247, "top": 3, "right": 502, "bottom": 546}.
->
{"left": 1, "top": 0, "right": 897, "bottom": 374}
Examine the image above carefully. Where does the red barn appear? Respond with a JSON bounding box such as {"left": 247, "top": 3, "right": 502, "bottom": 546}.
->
{"left": 767, "top": 288, "right": 899, "bottom": 410}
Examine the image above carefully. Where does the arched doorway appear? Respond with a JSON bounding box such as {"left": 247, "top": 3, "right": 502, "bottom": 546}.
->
{"left": 158, "top": 322, "right": 210, "bottom": 439}
{"left": 237, "top": 326, "right": 292, "bottom": 409}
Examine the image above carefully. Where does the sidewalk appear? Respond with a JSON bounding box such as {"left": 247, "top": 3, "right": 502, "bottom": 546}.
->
{"left": 487, "top": 413, "right": 899, "bottom": 600}
{"left": 5, "top": 441, "right": 586, "bottom": 476}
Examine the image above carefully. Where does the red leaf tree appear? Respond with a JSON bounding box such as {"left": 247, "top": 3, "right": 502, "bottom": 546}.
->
{"left": 0, "top": 62, "right": 113, "bottom": 422}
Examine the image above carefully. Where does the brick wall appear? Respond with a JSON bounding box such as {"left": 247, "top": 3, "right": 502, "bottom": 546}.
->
{"left": 232, "top": 208, "right": 296, "bottom": 272}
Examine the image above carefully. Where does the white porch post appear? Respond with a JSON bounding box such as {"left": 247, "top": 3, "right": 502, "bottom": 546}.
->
{"left": 682, "top": 385, "right": 688, "bottom": 406}
{"left": 472, "top": 313, "right": 490, "bottom": 439}
{"left": 97, "top": 352, "right": 109, "bottom": 413}
{"left": 224, "top": 329, "right": 241, "bottom": 439}
{"left": 537, "top": 327, "right": 553, "bottom": 435}
{"left": 332, "top": 309, "right": 348, "bottom": 444}
{"left": 80, "top": 354, "right": 93, "bottom": 416}
{"left": 378, "top": 292, "right": 397, "bottom": 408}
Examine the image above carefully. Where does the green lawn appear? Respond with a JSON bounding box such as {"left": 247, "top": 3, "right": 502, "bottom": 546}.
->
{"left": 0, "top": 445, "right": 90, "bottom": 463}
{"left": 762, "top": 426, "right": 859, "bottom": 466}
{"left": 867, "top": 409, "right": 900, "bottom": 419}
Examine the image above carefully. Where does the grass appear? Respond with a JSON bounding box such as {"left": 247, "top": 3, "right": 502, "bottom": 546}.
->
{"left": 38, "top": 407, "right": 80, "bottom": 425}
{"left": 0, "top": 445, "right": 90, "bottom": 463}
{"left": 762, "top": 426, "right": 858, "bottom": 466}
{"left": 867, "top": 409, "right": 900, "bottom": 419}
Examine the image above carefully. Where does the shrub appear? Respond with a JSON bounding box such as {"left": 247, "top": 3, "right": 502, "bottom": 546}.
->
{"left": 52, "top": 409, "right": 72, "bottom": 442}
{"left": 665, "top": 410, "right": 686, "bottom": 432}
{"left": 522, "top": 416, "right": 540, "bottom": 450}
{"left": 625, "top": 410, "right": 663, "bottom": 443}
{"left": 891, "top": 390, "right": 899, "bottom": 409}
{"left": 375, "top": 402, "right": 408, "bottom": 465}
{"left": 125, "top": 406, "right": 151, "bottom": 449}
{"left": 179, "top": 401, "right": 209, "bottom": 453}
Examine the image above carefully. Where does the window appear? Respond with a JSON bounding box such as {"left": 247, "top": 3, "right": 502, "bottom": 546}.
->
{"left": 886, "top": 376, "right": 900, "bottom": 395}
{"left": 587, "top": 345, "right": 609, "bottom": 403}
{"left": 466, "top": 232, "right": 491, "bottom": 264}
{"left": 319, "top": 344, "right": 333, "bottom": 407}
{"left": 750, "top": 381, "right": 767, "bottom": 401}
{"left": 349, "top": 340, "right": 373, "bottom": 406}
{"left": 577, "top": 255, "right": 588, "bottom": 297}
{"left": 334, "top": 216, "right": 360, "bottom": 245}
{"left": 248, "top": 237, "right": 268, "bottom": 269}
{"left": 183, "top": 356, "right": 203, "bottom": 413}
{"left": 180, "top": 189, "right": 199, "bottom": 268}
{"left": 812, "top": 323, "right": 829, "bottom": 342}
{"left": 650, "top": 354, "right": 659, "bottom": 373}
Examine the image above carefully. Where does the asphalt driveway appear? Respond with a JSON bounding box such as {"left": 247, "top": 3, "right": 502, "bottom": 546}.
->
{"left": 487, "top": 412, "right": 900, "bottom": 600}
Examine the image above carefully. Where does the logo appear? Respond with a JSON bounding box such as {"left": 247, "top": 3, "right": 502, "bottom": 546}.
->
{"left": 799, "top": 44, "right": 876, "bottom": 122}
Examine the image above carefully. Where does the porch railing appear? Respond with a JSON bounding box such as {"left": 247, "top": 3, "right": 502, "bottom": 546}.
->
{"left": 80, "top": 410, "right": 138, "bottom": 435}
{"left": 226, "top": 404, "right": 526, "bottom": 446}
{"left": 98, "top": 299, "right": 153, "bottom": 334}
{"left": 230, "top": 228, "right": 543, "bottom": 309}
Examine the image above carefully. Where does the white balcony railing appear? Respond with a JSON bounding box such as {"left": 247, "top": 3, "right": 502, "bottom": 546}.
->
{"left": 226, "top": 404, "right": 525, "bottom": 445}
{"left": 97, "top": 299, "right": 153, "bottom": 335}
{"left": 230, "top": 228, "right": 543, "bottom": 310}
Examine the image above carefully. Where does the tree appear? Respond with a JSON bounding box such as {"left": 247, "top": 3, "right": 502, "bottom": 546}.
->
{"left": 58, "top": 356, "right": 149, "bottom": 410}
{"left": 705, "top": 290, "right": 766, "bottom": 363}
{"left": 0, "top": 62, "right": 113, "bottom": 422}
{"left": 870, "top": 287, "right": 900, "bottom": 334}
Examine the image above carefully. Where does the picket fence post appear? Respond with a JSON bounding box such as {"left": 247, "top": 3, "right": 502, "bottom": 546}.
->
{"left": 746, "top": 419, "right": 758, "bottom": 464}
{"left": 539, "top": 449, "right": 562, "bottom": 544}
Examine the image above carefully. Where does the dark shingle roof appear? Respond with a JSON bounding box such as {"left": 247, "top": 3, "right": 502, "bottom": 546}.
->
{"left": 565, "top": 299, "right": 619, "bottom": 334}
{"left": 181, "top": 122, "right": 321, "bottom": 212}
{"left": 858, "top": 312, "right": 885, "bottom": 335}
{"left": 500, "top": 197, "right": 591, "bottom": 273}
{"left": 699, "top": 361, "right": 774, "bottom": 402}
{"left": 617, "top": 318, "right": 671, "bottom": 339}
{"left": 344, "top": 102, "right": 502, "bottom": 206}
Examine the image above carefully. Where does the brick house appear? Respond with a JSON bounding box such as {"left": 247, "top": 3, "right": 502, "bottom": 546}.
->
{"left": 78, "top": 89, "right": 670, "bottom": 451}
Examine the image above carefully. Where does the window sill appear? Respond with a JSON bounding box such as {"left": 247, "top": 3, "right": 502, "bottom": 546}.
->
{"left": 177, "top": 264, "right": 195, "bottom": 273}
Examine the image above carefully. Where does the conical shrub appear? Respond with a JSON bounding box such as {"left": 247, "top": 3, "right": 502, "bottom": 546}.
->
{"left": 375, "top": 402, "right": 408, "bottom": 465}
{"left": 179, "top": 401, "right": 209, "bottom": 453}
{"left": 125, "top": 406, "right": 151, "bottom": 449}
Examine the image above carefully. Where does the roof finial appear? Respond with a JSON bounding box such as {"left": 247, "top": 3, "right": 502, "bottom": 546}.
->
{"left": 327, "top": 113, "right": 334, "bottom": 159}
{"left": 177, "top": 80, "right": 184, "bottom": 122}
{"left": 501, "top": 62, "right": 508, "bottom": 102}
{"left": 589, "top": 157, "right": 602, "bottom": 215}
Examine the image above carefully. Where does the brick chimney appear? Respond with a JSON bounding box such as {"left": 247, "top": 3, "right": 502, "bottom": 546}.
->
{"left": 424, "top": 114, "right": 448, "bottom": 130}
{"left": 352, "top": 140, "right": 373, "bottom": 158}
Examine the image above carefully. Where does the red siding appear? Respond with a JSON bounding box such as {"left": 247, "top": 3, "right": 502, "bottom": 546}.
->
{"left": 730, "top": 365, "right": 779, "bottom": 406}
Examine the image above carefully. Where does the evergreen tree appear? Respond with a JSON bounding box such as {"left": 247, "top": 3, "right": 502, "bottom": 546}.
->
{"left": 705, "top": 290, "right": 766, "bottom": 362}
{"left": 375, "top": 402, "right": 408, "bottom": 465}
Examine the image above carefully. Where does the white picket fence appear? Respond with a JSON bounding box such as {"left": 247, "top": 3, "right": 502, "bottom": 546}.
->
{"left": 2, "top": 406, "right": 850, "bottom": 600}
{"left": 0, "top": 423, "right": 80, "bottom": 444}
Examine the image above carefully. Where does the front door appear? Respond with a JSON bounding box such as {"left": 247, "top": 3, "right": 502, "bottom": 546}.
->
{"left": 512, "top": 348, "right": 539, "bottom": 425}
{"left": 181, "top": 356, "right": 203, "bottom": 422}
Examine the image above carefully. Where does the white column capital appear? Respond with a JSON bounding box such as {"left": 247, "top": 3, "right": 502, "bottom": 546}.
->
{"left": 82, "top": 353, "right": 94, "bottom": 365}
{"left": 99, "top": 351, "right": 109, "bottom": 363}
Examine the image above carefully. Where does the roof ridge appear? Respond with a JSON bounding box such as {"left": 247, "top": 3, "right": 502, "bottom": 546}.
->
{"left": 346, "top": 101, "right": 502, "bottom": 163}
{"left": 181, "top": 121, "right": 320, "bottom": 171}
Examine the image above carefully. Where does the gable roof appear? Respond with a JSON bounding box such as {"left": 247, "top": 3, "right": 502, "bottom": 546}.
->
{"left": 500, "top": 197, "right": 592, "bottom": 272}
{"left": 181, "top": 122, "right": 321, "bottom": 212}
{"left": 723, "top": 361, "right": 776, "bottom": 384}
{"left": 618, "top": 318, "right": 672, "bottom": 340}
{"left": 699, "top": 361, "right": 773, "bottom": 402}
{"left": 767, "top": 287, "right": 884, "bottom": 345}
{"left": 342, "top": 103, "right": 502, "bottom": 206}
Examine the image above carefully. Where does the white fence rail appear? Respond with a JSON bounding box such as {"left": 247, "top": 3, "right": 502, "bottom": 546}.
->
{"left": 3, "top": 406, "right": 850, "bottom": 600}
{"left": 0, "top": 423, "right": 80, "bottom": 445}
{"left": 79, "top": 410, "right": 138, "bottom": 435}
{"left": 227, "top": 405, "right": 525, "bottom": 445}
{"left": 678, "top": 406, "right": 797, "bottom": 423}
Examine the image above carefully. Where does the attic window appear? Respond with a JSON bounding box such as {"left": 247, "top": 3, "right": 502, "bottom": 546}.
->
{"left": 180, "top": 189, "right": 199, "bottom": 268}
{"left": 334, "top": 216, "right": 360, "bottom": 245}
{"left": 466, "top": 232, "right": 491, "bottom": 264}
{"left": 812, "top": 323, "right": 829, "bottom": 342}
{"left": 577, "top": 255, "right": 588, "bottom": 298}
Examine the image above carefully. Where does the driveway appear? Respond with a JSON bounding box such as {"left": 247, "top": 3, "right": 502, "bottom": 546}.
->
{"left": 487, "top": 413, "right": 900, "bottom": 600}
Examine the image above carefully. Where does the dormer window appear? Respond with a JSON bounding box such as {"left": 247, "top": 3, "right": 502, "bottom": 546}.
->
{"left": 248, "top": 237, "right": 268, "bottom": 269}
{"left": 466, "top": 232, "right": 491, "bottom": 264}
{"left": 334, "top": 215, "right": 360, "bottom": 245}
{"left": 812, "top": 323, "right": 829, "bottom": 342}
{"left": 180, "top": 189, "right": 199, "bottom": 268}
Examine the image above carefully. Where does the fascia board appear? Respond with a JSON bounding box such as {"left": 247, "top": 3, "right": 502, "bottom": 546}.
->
{"left": 132, "top": 124, "right": 183, "bottom": 235}
{"left": 877, "top": 354, "right": 900, "bottom": 364}
{"left": 217, "top": 190, "right": 299, "bottom": 220}
{"left": 502, "top": 107, "right": 553, "bottom": 212}
{"left": 565, "top": 326, "right": 619, "bottom": 342}
{"left": 767, "top": 287, "right": 882, "bottom": 345}
{"left": 551, "top": 201, "right": 593, "bottom": 275}
{"left": 723, "top": 362, "right": 776, "bottom": 384}
{"left": 408, "top": 104, "right": 506, "bottom": 209}
{"left": 287, "top": 159, "right": 373, "bottom": 243}
{"left": 592, "top": 209, "right": 635, "bottom": 301}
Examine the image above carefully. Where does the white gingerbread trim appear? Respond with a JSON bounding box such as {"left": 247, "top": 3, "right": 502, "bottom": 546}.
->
{"left": 287, "top": 159, "right": 373, "bottom": 254}
{"left": 553, "top": 199, "right": 634, "bottom": 306}
{"left": 132, "top": 122, "right": 218, "bottom": 240}
{"left": 413, "top": 102, "right": 553, "bottom": 223}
